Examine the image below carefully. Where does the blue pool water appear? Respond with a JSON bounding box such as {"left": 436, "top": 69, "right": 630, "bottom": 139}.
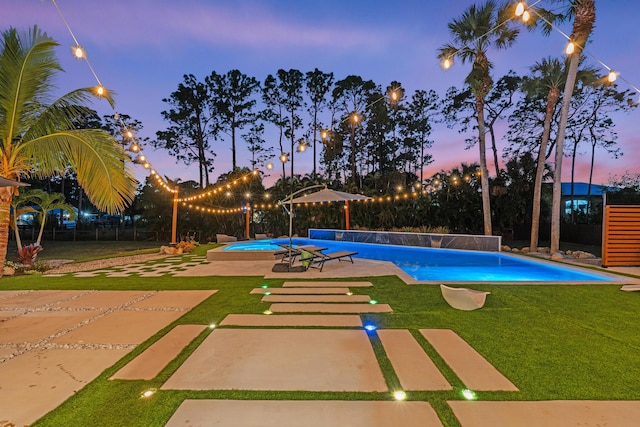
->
{"left": 224, "top": 238, "right": 612, "bottom": 282}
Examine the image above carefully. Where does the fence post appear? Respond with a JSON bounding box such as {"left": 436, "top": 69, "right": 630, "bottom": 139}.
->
{"left": 95, "top": 228, "right": 98, "bottom": 241}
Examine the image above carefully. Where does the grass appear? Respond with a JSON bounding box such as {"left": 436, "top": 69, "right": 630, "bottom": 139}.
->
{"left": 1, "top": 243, "right": 638, "bottom": 426}
{"left": 34, "top": 240, "right": 165, "bottom": 263}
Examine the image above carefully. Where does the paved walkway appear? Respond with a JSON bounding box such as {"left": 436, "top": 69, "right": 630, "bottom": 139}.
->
{"left": 3, "top": 255, "right": 640, "bottom": 426}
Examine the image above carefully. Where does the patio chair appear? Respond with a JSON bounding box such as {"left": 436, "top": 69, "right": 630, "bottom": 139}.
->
{"left": 440, "top": 284, "right": 490, "bottom": 311}
{"left": 216, "top": 234, "right": 237, "bottom": 243}
{"left": 274, "top": 244, "right": 327, "bottom": 263}
{"left": 306, "top": 249, "right": 357, "bottom": 272}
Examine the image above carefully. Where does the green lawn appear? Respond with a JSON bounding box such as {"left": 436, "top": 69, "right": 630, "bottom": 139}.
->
{"left": 1, "top": 246, "right": 639, "bottom": 426}
{"left": 34, "top": 240, "right": 165, "bottom": 262}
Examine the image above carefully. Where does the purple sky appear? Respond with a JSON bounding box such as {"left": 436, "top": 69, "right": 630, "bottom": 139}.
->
{"left": 3, "top": 0, "right": 639, "bottom": 186}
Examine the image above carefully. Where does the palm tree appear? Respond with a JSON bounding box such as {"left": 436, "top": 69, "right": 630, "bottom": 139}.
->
{"left": 25, "top": 189, "right": 77, "bottom": 248}
{"left": 438, "top": 1, "right": 519, "bottom": 236}
{"left": 0, "top": 27, "right": 136, "bottom": 272}
{"left": 549, "top": 0, "right": 596, "bottom": 254}
{"left": 522, "top": 57, "right": 566, "bottom": 252}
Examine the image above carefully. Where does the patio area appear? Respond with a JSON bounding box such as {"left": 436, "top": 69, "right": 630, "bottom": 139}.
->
{"left": 1, "top": 254, "right": 640, "bottom": 426}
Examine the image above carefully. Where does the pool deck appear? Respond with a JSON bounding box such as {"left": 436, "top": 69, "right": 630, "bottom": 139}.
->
{"left": 203, "top": 242, "right": 637, "bottom": 285}
{"left": 180, "top": 255, "right": 638, "bottom": 286}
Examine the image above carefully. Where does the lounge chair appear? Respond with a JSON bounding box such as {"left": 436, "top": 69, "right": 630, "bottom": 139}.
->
{"left": 216, "top": 234, "right": 237, "bottom": 243}
{"left": 274, "top": 244, "right": 327, "bottom": 263}
{"left": 255, "top": 233, "right": 269, "bottom": 240}
{"left": 440, "top": 284, "right": 490, "bottom": 311}
{"left": 306, "top": 249, "right": 357, "bottom": 272}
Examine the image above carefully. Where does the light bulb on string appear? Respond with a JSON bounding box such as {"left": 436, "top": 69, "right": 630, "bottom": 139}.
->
{"left": 607, "top": 70, "right": 617, "bottom": 83}
{"left": 515, "top": 2, "right": 525, "bottom": 16}
{"left": 522, "top": 10, "right": 530, "bottom": 22}
{"left": 95, "top": 85, "right": 106, "bottom": 96}
{"left": 441, "top": 57, "right": 453, "bottom": 70}
{"left": 565, "top": 42, "right": 575, "bottom": 55}
{"left": 71, "top": 45, "right": 85, "bottom": 59}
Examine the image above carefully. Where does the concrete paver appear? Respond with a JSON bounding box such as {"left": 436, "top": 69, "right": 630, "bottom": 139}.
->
{"left": 55, "top": 290, "right": 151, "bottom": 308}
{"left": 128, "top": 290, "right": 217, "bottom": 309}
{"left": 165, "top": 400, "right": 443, "bottom": 427}
{"left": 0, "top": 348, "right": 130, "bottom": 426}
{"left": 282, "top": 281, "right": 373, "bottom": 287}
{"left": 53, "top": 310, "right": 186, "bottom": 345}
{"left": 0, "top": 309, "right": 104, "bottom": 344}
{"left": 162, "top": 329, "right": 387, "bottom": 391}
{"left": 0, "top": 290, "right": 88, "bottom": 309}
{"left": 378, "top": 329, "right": 452, "bottom": 391}
{"left": 111, "top": 324, "right": 206, "bottom": 380}
{"left": 220, "top": 314, "right": 363, "bottom": 327}
{"left": 250, "top": 287, "right": 350, "bottom": 294}
{"left": 270, "top": 302, "right": 392, "bottom": 313}
{"left": 421, "top": 329, "right": 518, "bottom": 391}
{"left": 262, "top": 294, "right": 371, "bottom": 303}
{"left": 448, "top": 400, "right": 640, "bottom": 427}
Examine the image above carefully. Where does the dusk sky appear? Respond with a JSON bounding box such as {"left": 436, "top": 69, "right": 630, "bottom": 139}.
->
{"left": 3, "top": 0, "right": 639, "bottom": 187}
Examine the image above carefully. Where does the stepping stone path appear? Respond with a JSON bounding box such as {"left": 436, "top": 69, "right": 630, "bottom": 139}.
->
{"left": 67, "top": 255, "right": 210, "bottom": 278}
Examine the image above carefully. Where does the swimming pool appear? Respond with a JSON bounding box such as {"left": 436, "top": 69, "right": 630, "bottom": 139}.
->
{"left": 224, "top": 238, "right": 614, "bottom": 282}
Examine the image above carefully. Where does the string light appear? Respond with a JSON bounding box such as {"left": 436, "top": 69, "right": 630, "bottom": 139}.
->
{"left": 565, "top": 41, "right": 575, "bottom": 55}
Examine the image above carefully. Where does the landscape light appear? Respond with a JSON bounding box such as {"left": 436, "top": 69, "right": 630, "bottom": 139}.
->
{"left": 209, "top": 323, "right": 216, "bottom": 329}
{"left": 369, "top": 300, "right": 378, "bottom": 305}
{"left": 140, "top": 388, "right": 156, "bottom": 399}
{"left": 263, "top": 310, "right": 273, "bottom": 315}
{"left": 364, "top": 324, "right": 377, "bottom": 332}
{"left": 462, "top": 389, "right": 477, "bottom": 400}
{"left": 393, "top": 390, "right": 407, "bottom": 401}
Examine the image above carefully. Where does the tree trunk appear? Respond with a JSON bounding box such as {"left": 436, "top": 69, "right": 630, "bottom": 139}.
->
{"left": 530, "top": 90, "right": 558, "bottom": 252}
{"left": 476, "top": 96, "right": 492, "bottom": 236}
{"left": 0, "top": 187, "right": 14, "bottom": 277}
{"left": 550, "top": 0, "right": 595, "bottom": 254}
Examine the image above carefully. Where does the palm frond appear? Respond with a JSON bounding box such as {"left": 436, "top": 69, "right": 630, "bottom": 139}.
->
{"left": 22, "top": 88, "right": 111, "bottom": 141}
{"left": 0, "top": 26, "right": 61, "bottom": 146}
{"left": 17, "top": 129, "right": 136, "bottom": 213}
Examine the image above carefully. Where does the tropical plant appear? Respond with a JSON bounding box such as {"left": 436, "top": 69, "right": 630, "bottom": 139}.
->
{"left": 437, "top": 0, "right": 520, "bottom": 236}
{"left": 0, "top": 26, "right": 136, "bottom": 275}
{"left": 22, "top": 189, "right": 76, "bottom": 249}
{"left": 17, "top": 243, "right": 43, "bottom": 266}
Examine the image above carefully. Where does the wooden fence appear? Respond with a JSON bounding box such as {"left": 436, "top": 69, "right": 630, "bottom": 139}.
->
{"left": 602, "top": 205, "right": 640, "bottom": 267}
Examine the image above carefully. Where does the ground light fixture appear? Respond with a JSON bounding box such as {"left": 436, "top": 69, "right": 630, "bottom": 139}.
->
{"left": 393, "top": 390, "right": 407, "bottom": 401}
{"left": 140, "top": 388, "right": 156, "bottom": 399}
{"left": 263, "top": 310, "right": 273, "bottom": 315}
{"left": 369, "top": 300, "right": 378, "bottom": 305}
{"left": 461, "top": 389, "right": 477, "bottom": 400}
{"left": 208, "top": 323, "right": 216, "bottom": 329}
{"left": 364, "top": 324, "right": 377, "bottom": 332}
